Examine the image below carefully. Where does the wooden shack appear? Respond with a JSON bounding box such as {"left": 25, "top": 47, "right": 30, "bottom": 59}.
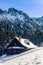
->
{"left": 5, "top": 38, "right": 27, "bottom": 55}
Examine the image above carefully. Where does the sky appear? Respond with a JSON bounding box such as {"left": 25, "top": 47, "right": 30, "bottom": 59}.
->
{"left": 0, "top": 0, "right": 43, "bottom": 17}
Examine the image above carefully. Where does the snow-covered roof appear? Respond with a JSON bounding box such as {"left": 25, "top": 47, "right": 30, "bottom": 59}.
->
{"left": 4, "top": 37, "right": 37, "bottom": 50}
{"left": 16, "top": 37, "right": 37, "bottom": 49}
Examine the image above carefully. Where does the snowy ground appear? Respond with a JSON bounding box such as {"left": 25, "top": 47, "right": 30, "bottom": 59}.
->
{"left": 0, "top": 47, "right": 43, "bottom": 65}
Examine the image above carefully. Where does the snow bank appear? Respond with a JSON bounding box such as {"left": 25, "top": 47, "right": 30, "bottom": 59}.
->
{"left": 0, "top": 47, "right": 43, "bottom": 65}
{"left": 0, "top": 63, "right": 3, "bottom": 65}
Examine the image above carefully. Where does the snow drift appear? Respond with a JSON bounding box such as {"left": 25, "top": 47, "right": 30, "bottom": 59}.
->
{"left": 0, "top": 47, "right": 43, "bottom": 65}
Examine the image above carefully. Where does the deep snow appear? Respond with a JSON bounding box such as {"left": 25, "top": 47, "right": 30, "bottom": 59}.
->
{"left": 0, "top": 47, "right": 43, "bottom": 65}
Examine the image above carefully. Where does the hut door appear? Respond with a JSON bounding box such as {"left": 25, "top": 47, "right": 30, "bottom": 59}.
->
{"left": 15, "top": 43, "right": 16, "bottom": 47}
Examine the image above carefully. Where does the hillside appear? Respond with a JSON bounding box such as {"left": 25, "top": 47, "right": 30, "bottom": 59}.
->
{"left": 0, "top": 47, "right": 43, "bottom": 65}
{"left": 0, "top": 8, "right": 43, "bottom": 48}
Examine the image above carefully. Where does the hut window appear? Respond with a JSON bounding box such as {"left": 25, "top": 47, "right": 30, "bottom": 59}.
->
{"left": 26, "top": 43, "right": 30, "bottom": 45}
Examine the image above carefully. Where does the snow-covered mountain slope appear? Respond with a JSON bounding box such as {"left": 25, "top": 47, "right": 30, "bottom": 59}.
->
{"left": 0, "top": 7, "right": 43, "bottom": 47}
{"left": 0, "top": 8, "right": 43, "bottom": 32}
{"left": 0, "top": 47, "right": 43, "bottom": 65}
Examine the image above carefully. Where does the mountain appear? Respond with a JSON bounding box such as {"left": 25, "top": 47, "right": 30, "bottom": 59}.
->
{"left": 0, "top": 8, "right": 43, "bottom": 48}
